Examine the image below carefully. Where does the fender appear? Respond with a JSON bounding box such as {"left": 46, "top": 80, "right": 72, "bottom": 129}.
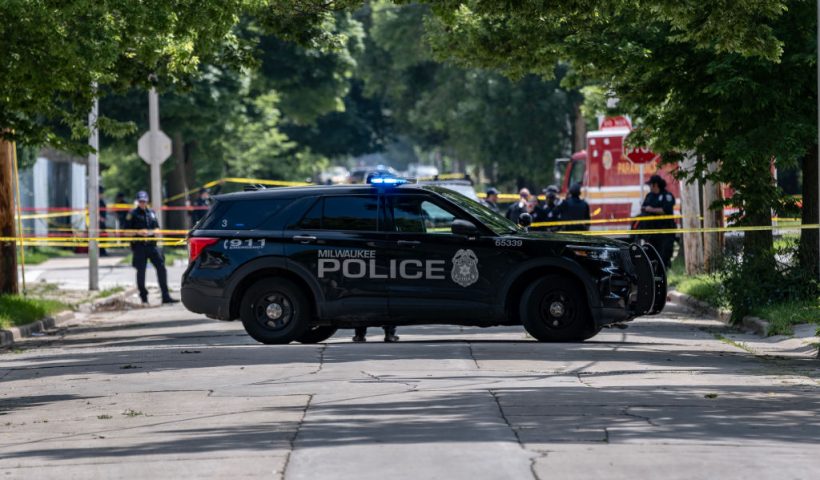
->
{"left": 494, "top": 256, "right": 602, "bottom": 319}
{"left": 223, "top": 256, "right": 327, "bottom": 317}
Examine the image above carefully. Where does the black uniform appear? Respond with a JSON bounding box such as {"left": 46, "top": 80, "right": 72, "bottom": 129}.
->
{"left": 505, "top": 202, "right": 526, "bottom": 223}
{"left": 483, "top": 200, "right": 500, "bottom": 213}
{"left": 124, "top": 207, "right": 172, "bottom": 303}
{"left": 639, "top": 190, "right": 676, "bottom": 267}
{"left": 539, "top": 200, "right": 562, "bottom": 232}
{"left": 559, "top": 196, "right": 590, "bottom": 231}
{"left": 190, "top": 197, "right": 210, "bottom": 225}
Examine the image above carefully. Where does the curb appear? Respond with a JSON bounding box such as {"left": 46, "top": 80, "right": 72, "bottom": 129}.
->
{"left": 0, "top": 287, "right": 138, "bottom": 348}
{"left": 667, "top": 290, "right": 771, "bottom": 336}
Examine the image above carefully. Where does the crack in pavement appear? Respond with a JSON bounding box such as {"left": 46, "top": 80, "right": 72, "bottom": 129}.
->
{"left": 280, "top": 394, "right": 313, "bottom": 480}
{"left": 489, "top": 389, "right": 537, "bottom": 480}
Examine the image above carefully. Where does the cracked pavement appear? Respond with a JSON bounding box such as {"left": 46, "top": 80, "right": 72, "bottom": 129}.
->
{"left": 0, "top": 302, "right": 818, "bottom": 479}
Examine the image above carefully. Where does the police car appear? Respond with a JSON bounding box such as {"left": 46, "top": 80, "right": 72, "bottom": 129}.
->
{"left": 181, "top": 174, "right": 666, "bottom": 344}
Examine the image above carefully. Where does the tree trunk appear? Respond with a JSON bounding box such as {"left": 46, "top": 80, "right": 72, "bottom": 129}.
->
{"left": 572, "top": 100, "right": 586, "bottom": 153}
{"left": 680, "top": 154, "right": 704, "bottom": 274}
{"left": 0, "top": 138, "right": 19, "bottom": 294}
{"left": 166, "top": 131, "right": 190, "bottom": 230}
{"left": 702, "top": 161, "right": 725, "bottom": 272}
{"left": 799, "top": 144, "right": 819, "bottom": 278}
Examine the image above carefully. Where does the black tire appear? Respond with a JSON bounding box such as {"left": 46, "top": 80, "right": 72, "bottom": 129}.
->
{"left": 239, "top": 278, "right": 311, "bottom": 344}
{"left": 297, "top": 326, "right": 338, "bottom": 344}
{"left": 519, "top": 274, "right": 596, "bottom": 342}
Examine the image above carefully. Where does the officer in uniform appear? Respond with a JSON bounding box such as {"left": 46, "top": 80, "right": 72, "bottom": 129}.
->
{"left": 639, "top": 175, "right": 676, "bottom": 267}
{"left": 506, "top": 188, "right": 531, "bottom": 223}
{"left": 483, "top": 187, "right": 501, "bottom": 213}
{"left": 540, "top": 185, "right": 562, "bottom": 232}
{"left": 353, "top": 326, "right": 399, "bottom": 343}
{"left": 190, "top": 188, "right": 211, "bottom": 225}
{"left": 559, "top": 183, "right": 590, "bottom": 231}
{"left": 125, "top": 191, "right": 177, "bottom": 305}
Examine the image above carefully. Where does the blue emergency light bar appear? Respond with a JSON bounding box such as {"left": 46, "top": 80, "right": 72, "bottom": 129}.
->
{"left": 366, "top": 172, "right": 409, "bottom": 186}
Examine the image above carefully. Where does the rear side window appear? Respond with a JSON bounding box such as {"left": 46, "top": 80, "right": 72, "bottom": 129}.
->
{"left": 204, "top": 198, "right": 290, "bottom": 230}
{"left": 298, "top": 195, "right": 379, "bottom": 231}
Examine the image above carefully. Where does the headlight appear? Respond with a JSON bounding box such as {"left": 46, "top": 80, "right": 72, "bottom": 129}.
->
{"left": 566, "top": 245, "right": 620, "bottom": 262}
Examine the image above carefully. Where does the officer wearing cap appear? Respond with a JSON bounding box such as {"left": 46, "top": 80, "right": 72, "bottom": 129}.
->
{"left": 190, "top": 187, "right": 211, "bottom": 225}
{"left": 483, "top": 187, "right": 500, "bottom": 213}
{"left": 559, "top": 183, "right": 590, "bottom": 231}
{"left": 640, "top": 175, "right": 676, "bottom": 267}
{"left": 125, "top": 191, "right": 177, "bottom": 305}
{"left": 540, "top": 185, "right": 563, "bottom": 232}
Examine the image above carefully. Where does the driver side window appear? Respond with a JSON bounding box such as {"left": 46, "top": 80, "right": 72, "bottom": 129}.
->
{"left": 389, "top": 196, "right": 459, "bottom": 235}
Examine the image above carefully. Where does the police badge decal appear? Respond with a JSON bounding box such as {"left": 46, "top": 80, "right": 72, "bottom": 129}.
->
{"left": 451, "top": 249, "right": 479, "bottom": 287}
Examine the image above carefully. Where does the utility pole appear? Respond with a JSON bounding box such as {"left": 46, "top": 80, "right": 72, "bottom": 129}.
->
{"left": 0, "top": 137, "right": 18, "bottom": 294}
{"left": 138, "top": 87, "right": 172, "bottom": 226}
{"left": 87, "top": 92, "right": 100, "bottom": 291}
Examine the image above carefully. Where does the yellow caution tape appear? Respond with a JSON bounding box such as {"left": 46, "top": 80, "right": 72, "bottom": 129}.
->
{"left": 558, "top": 223, "right": 820, "bottom": 236}
{"left": 532, "top": 214, "right": 682, "bottom": 228}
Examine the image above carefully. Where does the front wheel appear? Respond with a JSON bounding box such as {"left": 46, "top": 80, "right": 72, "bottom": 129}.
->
{"left": 520, "top": 275, "right": 596, "bottom": 342}
{"left": 240, "top": 278, "right": 310, "bottom": 344}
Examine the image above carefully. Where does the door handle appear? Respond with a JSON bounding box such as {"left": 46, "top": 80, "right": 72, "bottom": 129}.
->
{"left": 292, "top": 235, "right": 317, "bottom": 244}
{"left": 396, "top": 240, "right": 421, "bottom": 247}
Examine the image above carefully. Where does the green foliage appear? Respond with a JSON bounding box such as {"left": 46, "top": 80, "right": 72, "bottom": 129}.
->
{"left": 756, "top": 299, "right": 820, "bottom": 336}
{"left": 0, "top": 0, "right": 253, "bottom": 152}
{"left": 722, "top": 240, "right": 818, "bottom": 322}
{"left": 359, "top": 2, "right": 578, "bottom": 189}
{"left": 0, "top": 295, "right": 69, "bottom": 329}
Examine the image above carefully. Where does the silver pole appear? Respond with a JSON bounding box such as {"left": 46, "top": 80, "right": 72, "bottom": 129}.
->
{"left": 148, "top": 87, "right": 163, "bottom": 227}
{"left": 87, "top": 90, "right": 99, "bottom": 291}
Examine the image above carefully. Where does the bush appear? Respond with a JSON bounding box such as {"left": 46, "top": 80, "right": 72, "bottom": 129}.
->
{"left": 722, "top": 239, "right": 818, "bottom": 323}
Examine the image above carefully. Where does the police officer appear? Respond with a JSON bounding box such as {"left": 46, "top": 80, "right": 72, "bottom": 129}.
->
{"left": 125, "top": 191, "right": 177, "bottom": 305}
{"left": 190, "top": 188, "right": 211, "bottom": 225}
{"left": 640, "top": 175, "right": 676, "bottom": 267}
{"left": 540, "top": 185, "right": 563, "bottom": 232}
{"left": 483, "top": 187, "right": 501, "bottom": 213}
{"left": 353, "top": 326, "right": 399, "bottom": 343}
{"left": 559, "top": 183, "right": 590, "bottom": 231}
{"left": 506, "top": 188, "right": 531, "bottom": 223}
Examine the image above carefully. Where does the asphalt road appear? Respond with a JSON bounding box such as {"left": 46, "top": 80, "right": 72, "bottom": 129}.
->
{"left": 1, "top": 301, "right": 818, "bottom": 479}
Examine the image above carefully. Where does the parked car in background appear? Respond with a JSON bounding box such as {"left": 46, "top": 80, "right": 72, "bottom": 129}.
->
{"left": 318, "top": 166, "right": 350, "bottom": 185}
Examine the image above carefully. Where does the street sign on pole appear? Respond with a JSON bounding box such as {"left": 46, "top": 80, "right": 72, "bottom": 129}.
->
{"left": 625, "top": 146, "right": 659, "bottom": 164}
{"left": 138, "top": 87, "right": 171, "bottom": 227}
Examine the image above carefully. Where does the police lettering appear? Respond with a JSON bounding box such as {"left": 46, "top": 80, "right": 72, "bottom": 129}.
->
{"left": 318, "top": 258, "right": 446, "bottom": 280}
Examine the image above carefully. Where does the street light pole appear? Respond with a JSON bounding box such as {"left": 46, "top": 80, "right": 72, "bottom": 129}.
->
{"left": 88, "top": 90, "right": 99, "bottom": 291}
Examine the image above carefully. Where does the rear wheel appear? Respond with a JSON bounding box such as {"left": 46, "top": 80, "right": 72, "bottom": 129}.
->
{"left": 240, "top": 278, "right": 310, "bottom": 344}
{"left": 297, "top": 326, "right": 338, "bottom": 344}
{"left": 520, "top": 275, "right": 596, "bottom": 342}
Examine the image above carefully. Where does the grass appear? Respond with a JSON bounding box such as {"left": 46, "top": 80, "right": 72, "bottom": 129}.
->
{"left": 95, "top": 286, "right": 124, "bottom": 299}
{"left": 16, "top": 246, "right": 74, "bottom": 266}
{"left": 752, "top": 299, "right": 820, "bottom": 336}
{"left": 669, "top": 254, "right": 819, "bottom": 336}
{"left": 667, "top": 255, "right": 728, "bottom": 309}
{"left": 0, "top": 295, "right": 70, "bottom": 329}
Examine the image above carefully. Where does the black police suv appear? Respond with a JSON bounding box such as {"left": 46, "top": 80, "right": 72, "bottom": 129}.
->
{"left": 181, "top": 176, "right": 666, "bottom": 344}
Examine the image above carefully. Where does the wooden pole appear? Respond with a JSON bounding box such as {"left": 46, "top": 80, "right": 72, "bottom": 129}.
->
{"left": 680, "top": 153, "right": 704, "bottom": 274}
{"left": 702, "top": 161, "right": 725, "bottom": 272}
{"left": 0, "top": 136, "right": 19, "bottom": 294}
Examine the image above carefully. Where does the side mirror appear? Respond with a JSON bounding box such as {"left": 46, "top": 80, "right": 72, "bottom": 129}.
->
{"left": 518, "top": 212, "right": 533, "bottom": 227}
{"left": 451, "top": 219, "right": 479, "bottom": 236}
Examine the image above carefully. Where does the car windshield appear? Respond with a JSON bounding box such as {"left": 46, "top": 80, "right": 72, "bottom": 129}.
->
{"left": 431, "top": 187, "right": 522, "bottom": 235}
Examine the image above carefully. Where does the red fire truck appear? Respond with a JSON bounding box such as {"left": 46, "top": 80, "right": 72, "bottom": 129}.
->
{"left": 555, "top": 116, "right": 680, "bottom": 224}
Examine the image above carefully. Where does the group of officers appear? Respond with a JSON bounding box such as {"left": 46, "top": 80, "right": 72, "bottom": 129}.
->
{"left": 482, "top": 175, "right": 677, "bottom": 267}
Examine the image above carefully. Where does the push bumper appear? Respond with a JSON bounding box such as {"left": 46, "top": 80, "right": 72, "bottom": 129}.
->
{"left": 626, "top": 243, "right": 667, "bottom": 316}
